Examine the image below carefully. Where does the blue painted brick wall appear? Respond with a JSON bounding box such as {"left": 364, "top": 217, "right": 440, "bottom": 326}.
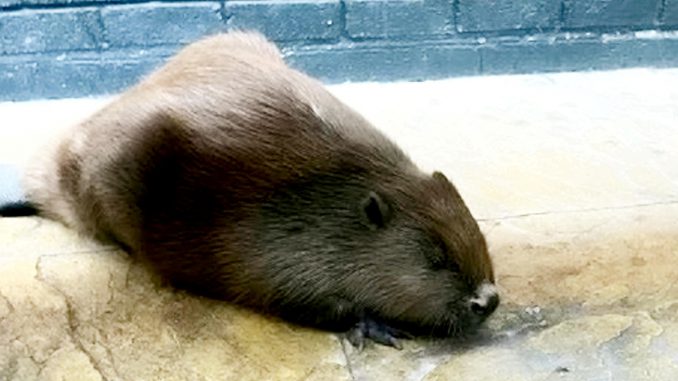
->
{"left": 0, "top": 8, "right": 103, "bottom": 55}
{"left": 0, "top": 0, "right": 677, "bottom": 101}
{"left": 102, "top": 3, "right": 223, "bottom": 47}
{"left": 665, "top": 0, "right": 678, "bottom": 25}
{"left": 225, "top": 0, "right": 342, "bottom": 41}
{"left": 344, "top": 0, "right": 452, "bottom": 39}
{"left": 457, "top": 0, "right": 561, "bottom": 32}
{"left": 288, "top": 41, "right": 479, "bottom": 82}
{"left": 563, "top": 0, "right": 661, "bottom": 28}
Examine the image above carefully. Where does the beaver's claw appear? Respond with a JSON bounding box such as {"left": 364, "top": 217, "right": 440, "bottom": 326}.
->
{"left": 345, "top": 317, "right": 411, "bottom": 350}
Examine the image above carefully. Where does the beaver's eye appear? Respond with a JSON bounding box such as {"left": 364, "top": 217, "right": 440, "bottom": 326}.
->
{"left": 426, "top": 238, "right": 460, "bottom": 273}
{"left": 426, "top": 238, "right": 448, "bottom": 270}
{"left": 447, "top": 259, "right": 460, "bottom": 273}
{"left": 429, "top": 253, "right": 446, "bottom": 270}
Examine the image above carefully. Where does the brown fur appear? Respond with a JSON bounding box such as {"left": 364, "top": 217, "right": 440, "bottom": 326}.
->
{"left": 24, "top": 32, "right": 497, "bottom": 343}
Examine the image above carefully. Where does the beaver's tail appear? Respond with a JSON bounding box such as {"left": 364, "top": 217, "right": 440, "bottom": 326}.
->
{"left": 0, "top": 163, "right": 38, "bottom": 217}
{"left": 0, "top": 201, "right": 38, "bottom": 217}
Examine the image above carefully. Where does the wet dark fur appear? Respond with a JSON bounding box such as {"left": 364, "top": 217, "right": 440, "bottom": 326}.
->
{"left": 23, "top": 32, "right": 497, "bottom": 341}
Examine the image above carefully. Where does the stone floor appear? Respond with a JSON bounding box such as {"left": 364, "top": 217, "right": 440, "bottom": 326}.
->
{"left": 1, "top": 68, "right": 677, "bottom": 381}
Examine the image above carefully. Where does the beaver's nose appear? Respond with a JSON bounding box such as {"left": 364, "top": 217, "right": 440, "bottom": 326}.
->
{"left": 469, "top": 282, "right": 499, "bottom": 317}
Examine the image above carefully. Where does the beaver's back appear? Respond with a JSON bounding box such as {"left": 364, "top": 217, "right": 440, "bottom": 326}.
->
{"left": 24, "top": 32, "right": 412, "bottom": 252}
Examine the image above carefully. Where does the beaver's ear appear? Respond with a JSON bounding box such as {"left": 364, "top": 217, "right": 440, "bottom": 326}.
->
{"left": 432, "top": 171, "right": 449, "bottom": 183}
{"left": 360, "top": 191, "right": 391, "bottom": 229}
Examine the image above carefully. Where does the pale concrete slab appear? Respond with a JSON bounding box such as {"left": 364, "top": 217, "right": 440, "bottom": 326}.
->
{"left": 1, "top": 68, "right": 677, "bottom": 380}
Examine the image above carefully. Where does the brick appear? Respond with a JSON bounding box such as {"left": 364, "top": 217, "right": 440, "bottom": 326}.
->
{"left": 563, "top": 0, "right": 661, "bottom": 29}
{"left": 101, "top": 3, "right": 223, "bottom": 48}
{"left": 481, "top": 40, "right": 610, "bottom": 74}
{"left": 286, "top": 42, "right": 479, "bottom": 83}
{"left": 480, "top": 37, "right": 678, "bottom": 75}
{"left": 0, "top": 48, "right": 173, "bottom": 101}
{"left": 457, "top": 0, "right": 561, "bottom": 32}
{"left": 0, "top": 8, "right": 103, "bottom": 55}
{"left": 225, "top": 0, "right": 341, "bottom": 42}
{"left": 664, "top": 0, "right": 678, "bottom": 25}
{"left": 345, "top": 0, "right": 452, "bottom": 39}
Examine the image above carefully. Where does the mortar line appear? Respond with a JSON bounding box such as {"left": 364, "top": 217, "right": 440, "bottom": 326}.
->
{"left": 659, "top": 0, "right": 667, "bottom": 24}
{"left": 452, "top": 0, "right": 460, "bottom": 33}
{"left": 559, "top": 0, "right": 567, "bottom": 26}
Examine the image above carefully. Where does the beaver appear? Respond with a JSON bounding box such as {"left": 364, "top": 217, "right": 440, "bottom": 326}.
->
{"left": 18, "top": 31, "right": 498, "bottom": 348}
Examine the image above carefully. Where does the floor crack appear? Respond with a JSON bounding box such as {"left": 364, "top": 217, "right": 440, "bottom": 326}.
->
{"left": 0, "top": 289, "right": 16, "bottom": 315}
{"left": 34, "top": 255, "right": 110, "bottom": 381}
{"left": 338, "top": 335, "right": 356, "bottom": 381}
{"left": 64, "top": 299, "right": 109, "bottom": 381}
{"left": 477, "top": 199, "right": 678, "bottom": 222}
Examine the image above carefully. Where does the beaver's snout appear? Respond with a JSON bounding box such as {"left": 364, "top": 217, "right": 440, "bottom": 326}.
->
{"left": 469, "top": 282, "right": 500, "bottom": 319}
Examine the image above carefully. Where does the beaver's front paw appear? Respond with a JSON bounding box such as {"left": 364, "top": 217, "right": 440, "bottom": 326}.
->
{"left": 345, "top": 317, "right": 411, "bottom": 350}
